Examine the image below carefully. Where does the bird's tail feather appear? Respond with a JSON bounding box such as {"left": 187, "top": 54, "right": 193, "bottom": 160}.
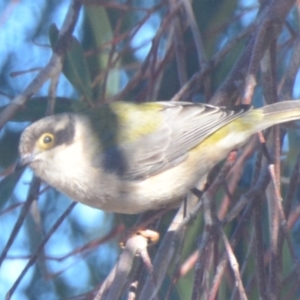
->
{"left": 259, "top": 100, "right": 300, "bottom": 130}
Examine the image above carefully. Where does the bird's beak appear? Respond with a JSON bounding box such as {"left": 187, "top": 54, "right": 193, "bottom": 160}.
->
{"left": 15, "top": 154, "right": 35, "bottom": 171}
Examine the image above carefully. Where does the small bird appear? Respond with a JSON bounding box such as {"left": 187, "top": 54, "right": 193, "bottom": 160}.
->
{"left": 18, "top": 100, "right": 300, "bottom": 214}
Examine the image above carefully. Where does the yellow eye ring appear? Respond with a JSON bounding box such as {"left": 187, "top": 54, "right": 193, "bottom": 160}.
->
{"left": 37, "top": 133, "right": 55, "bottom": 150}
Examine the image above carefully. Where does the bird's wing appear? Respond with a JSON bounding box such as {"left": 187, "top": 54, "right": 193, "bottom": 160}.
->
{"left": 94, "top": 102, "right": 252, "bottom": 180}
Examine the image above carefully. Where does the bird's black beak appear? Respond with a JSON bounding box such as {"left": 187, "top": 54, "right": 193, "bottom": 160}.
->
{"left": 15, "top": 154, "right": 34, "bottom": 171}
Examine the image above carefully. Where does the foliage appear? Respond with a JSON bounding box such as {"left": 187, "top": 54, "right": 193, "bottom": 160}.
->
{"left": 1, "top": 0, "right": 300, "bottom": 299}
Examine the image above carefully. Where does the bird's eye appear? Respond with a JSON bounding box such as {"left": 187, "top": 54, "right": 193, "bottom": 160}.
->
{"left": 43, "top": 135, "right": 52, "bottom": 144}
{"left": 37, "top": 133, "right": 55, "bottom": 150}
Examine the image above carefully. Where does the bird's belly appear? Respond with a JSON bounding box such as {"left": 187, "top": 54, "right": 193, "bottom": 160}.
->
{"left": 82, "top": 147, "right": 221, "bottom": 214}
{"left": 104, "top": 161, "right": 209, "bottom": 214}
{"left": 68, "top": 168, "right": 198, "bottom": 214}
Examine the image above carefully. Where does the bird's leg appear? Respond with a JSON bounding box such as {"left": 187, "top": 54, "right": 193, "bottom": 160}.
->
{"left": 191, "top": 187, "right": 204, "bottom": 200}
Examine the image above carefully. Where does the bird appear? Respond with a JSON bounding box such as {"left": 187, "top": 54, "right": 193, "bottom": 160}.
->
{"left": 18, "top": 100, "right": 300, "bottom": 214}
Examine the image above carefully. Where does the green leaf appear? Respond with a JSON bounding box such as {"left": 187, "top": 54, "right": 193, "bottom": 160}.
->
{"left": 0, "top": 129, "right": 21, "bottom": 168}
{"left": 49, "top": 24, "right": 94, "bottom": 103}
{"left": 0, "top": 170, "right": 23, "bottom": 209}
{"left": 84, "top": 6, "right": 120, "bottom": 98}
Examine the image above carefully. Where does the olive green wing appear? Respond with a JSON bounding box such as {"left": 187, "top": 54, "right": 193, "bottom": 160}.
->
{"left": 93, "top": 101, "right": 251, "bottom": 180}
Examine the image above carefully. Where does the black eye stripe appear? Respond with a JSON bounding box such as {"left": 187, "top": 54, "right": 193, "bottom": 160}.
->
{"left": 32, "top": 114, "right": 76, "bottom": 148}
{"left": 54, "top": 118, "right": 76, "bottom": 146}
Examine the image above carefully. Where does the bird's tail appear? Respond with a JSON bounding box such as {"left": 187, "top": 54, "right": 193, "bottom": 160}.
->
{"left": 252, "top": 100, "right": 300, "bottom": 131}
